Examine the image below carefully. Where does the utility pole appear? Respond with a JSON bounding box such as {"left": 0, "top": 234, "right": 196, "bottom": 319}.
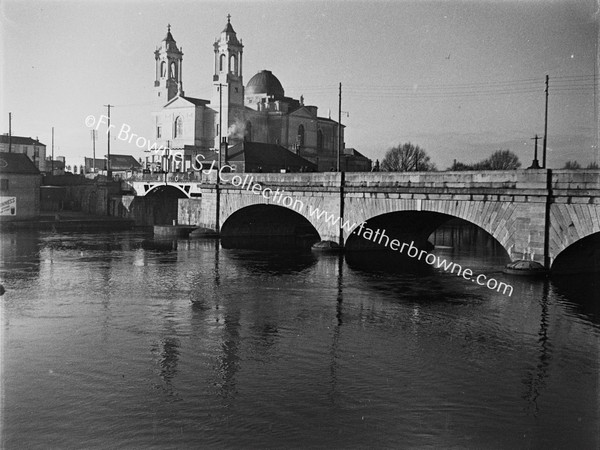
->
{"left": 104, "top": 104, "right": 113, "bottom": 179}
{"left": 8, "top": 112, "right": 11, "bottom": 153}
{"left": 216, "top": 83, "right": 223, "bottom": 234}
{"left": 543, "top": 75, "right": 549, "bottom": 168}
{"left": 51, "top": 127, "right": 54, "bottom": 175}
{"left": 91, "top": 129, "right": 97, "bottom": 173}
{"left": 338, "top": 82, "right": 342, "bottom": 172}
{"left": 218, "top": 84, "right": 223, "bottom": 170}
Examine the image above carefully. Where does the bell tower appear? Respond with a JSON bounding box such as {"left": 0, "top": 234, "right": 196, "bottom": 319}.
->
{"left": 154, "top": 24, "right": 184, "bottom": 107}
{"left": 211, "top": 15, "right": 244, "bottom": 147}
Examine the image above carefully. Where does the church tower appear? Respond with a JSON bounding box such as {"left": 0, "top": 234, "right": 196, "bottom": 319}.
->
{"left": 211, "top": 15, "right": 244, "bottom": 147}
{"left": 154, "top": 25, "right": 184, "bottom": 107}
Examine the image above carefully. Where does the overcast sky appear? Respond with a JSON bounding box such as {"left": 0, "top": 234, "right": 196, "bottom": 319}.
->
{"left": 1, "top": 0, "right": 598, "bottom": 169}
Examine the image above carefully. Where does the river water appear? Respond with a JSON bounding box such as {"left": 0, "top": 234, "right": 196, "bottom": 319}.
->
{"left": 1, "top": 229, "right": 599, "bottom": 449}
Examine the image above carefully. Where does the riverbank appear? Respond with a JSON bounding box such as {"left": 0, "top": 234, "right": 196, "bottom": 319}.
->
{"left": 0, "top": 211, "right": 135, "bottom": 232}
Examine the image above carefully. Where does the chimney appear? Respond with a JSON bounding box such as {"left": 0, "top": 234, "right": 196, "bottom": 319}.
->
{"left": 221, "top": 137, "right": 228, "bottom": 165}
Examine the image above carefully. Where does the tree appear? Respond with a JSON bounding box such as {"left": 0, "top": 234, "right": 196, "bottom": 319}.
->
{"left": 563, "top": 160, "right": 581, "bottom": 169}
{"left": 586, "top": 162, "right": 599, "bottom": 169}
{"left": 449, "top": 149, "right": 520, "bottom": 170}
{"left": 381, "top": 142, "right": 436, "bottom": 172}
{"left": 483, "top": 149, "right": 521, "bottom": 170}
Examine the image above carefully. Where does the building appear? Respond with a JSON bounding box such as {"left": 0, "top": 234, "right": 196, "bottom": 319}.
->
{"left": 45, "top": 157, "right": 66, "bottom": 175}
{"left": 151, "top": 18, "right": 359, "bottom": 172}
{"left": 0, "top": 135, "right": 47, "bottom": 172}
{"left": 341, "top": 148, "right": 372, "bottom": 172}
{"left": 85, "top": 154, "right": 142, "bottom": 177}
{"left": 0, "top": 152, "right": 42, "bottom": 220}
{"left": 226, "top": 141, "right": 317, "bottom": 173}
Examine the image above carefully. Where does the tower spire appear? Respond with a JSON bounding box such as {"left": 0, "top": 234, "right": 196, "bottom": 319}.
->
{"left": 154, "top": 26, "right": 184, "bottom": 106}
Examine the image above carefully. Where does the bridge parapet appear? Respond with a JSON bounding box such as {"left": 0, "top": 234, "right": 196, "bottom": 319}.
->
{"left": 552, "top": 169, "right": 600, "bottom": 191}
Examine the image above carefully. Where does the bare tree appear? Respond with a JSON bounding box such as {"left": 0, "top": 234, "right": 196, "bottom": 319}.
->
{"left": 563, "top": 160, "right": 581, "bottom": 169}
{"left": 381, "top": 142, "right": 436, "bottom": 172}
{"left": 448, "top": 149, "right": 520, "bottom": 170}
{"left": 483, "top": 150, "right": 521, "bottom": 170}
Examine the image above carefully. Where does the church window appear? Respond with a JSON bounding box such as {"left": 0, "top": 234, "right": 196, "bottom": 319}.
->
{"left": 161, "top": 61, "right": 166, "bottom": 77}
{"left": 157, "top": 126, "right": 162, "bottom": 138}
{"left": 229, "top": 54, "right": 237, "bottom": 74}
{"left": 317, "top": 129, "right": 324, "bottom": 151}
{"left": 170, "top": 62, "right": 176, "bottom": 79}
{"left": 220, "top": 54, "right": 226, "bottom": 72}
{"left": 297, "top": 124, "right": 305, "bottom": 148}
{"left": 174, "top": 116, "right": 183, "bottom": 138}
{"left": 244, "top": 121, "right": 252, "bottom": 142}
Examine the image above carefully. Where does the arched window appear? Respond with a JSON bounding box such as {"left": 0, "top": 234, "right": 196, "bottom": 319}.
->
{"left": 244, "top": 121, "right": 252, "bottom": 142}
{"left": 219, "top": 54, "right": 226, "bottom": 72}
{"left": 229, "top": 54, "right": 237, "bottom": 74}
{"left": 317, "top": 129, "right": 324, "bottom": 152}
{"left": 174, "top": 116, "right": 183, "bottom": 138}
{"left": 170, "top": 62, "right": 176, "bottom": 79}
{"left": 297, "top": 124, "right": 305, "bottom": 148}
{"left": 160, "top": 61, "right": 166, "bottom": 77}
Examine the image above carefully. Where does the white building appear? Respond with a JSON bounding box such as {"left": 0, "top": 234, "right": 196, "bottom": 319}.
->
{"left": 0, "top": 135, "right": 47, "bottom": 172}
{"left": 151, "top": 18, "right": 349, "bottom": 172}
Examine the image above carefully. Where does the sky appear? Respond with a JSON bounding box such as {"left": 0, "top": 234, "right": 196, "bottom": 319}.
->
{"left": 1, "top": 0, "right": 598, "bottom": 169}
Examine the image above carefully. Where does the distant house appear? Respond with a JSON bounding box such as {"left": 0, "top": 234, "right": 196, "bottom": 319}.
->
{"left": 45, "top": 157, "right": 66, "bottom": 175}
{"left": 225, "top": 141, "right": 317, "bottom": 173}
{"left": 85, "top": 154, "right": 142, "bottom": 177}
{"left": 0, "top": 135, "right": 47, "bottom": 172}
{"left": 0, "top": 152, "right": 42, "bottom": 220}
{"left": 342, "top": 148, "right": 372, "bottom": 172}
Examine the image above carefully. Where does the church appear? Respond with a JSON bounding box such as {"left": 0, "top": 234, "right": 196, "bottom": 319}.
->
{"left": 150, "top": 17, "right": 370, "bottom": 172}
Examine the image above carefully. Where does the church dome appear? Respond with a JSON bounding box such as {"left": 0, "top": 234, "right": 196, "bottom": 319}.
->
{"left": 246, "top": 70, "right": 285, "bottom": 97}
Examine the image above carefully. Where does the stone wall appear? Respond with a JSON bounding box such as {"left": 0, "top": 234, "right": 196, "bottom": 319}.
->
{"left": 178, "top": 198, "right": 203, "bottom": 225}
{"left": 111, "top": 195, "right": 179, "bottom": 226}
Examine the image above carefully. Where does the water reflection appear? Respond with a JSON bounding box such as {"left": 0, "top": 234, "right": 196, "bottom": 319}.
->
{"left": 221, "top": 235, "right": 319, "bottom": 251}
{"left": 551, "top": 274, "right": 600, "bottom": 325}
{"left": 329, "top": 255, "right": 344, "bottom": 405}
{"left": 215, "top": 309, "right": 241, "bottom": 400}
{"left": 2, "top": 230, "right": 600, "bottom": 448}
{"left": 345, "top": 250, "right": 434, "bottom": 275}
{"left": 223, "top": 248, "right": 317, "bottom": 275}
{"left": 522, "top": 281, "right": 552, "bottom": 416}
{"left": 151, "top": 336, "right": 181, "bottom": 400}
{"left": 0, "top": 231, "right": 41, "bottom": 283}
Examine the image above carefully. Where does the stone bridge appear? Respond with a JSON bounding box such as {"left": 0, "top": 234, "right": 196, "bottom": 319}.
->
{"left": 122, "top": 170, "right": 600, "bottom": 273}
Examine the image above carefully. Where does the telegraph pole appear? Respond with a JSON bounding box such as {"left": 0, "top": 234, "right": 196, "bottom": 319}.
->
{"left": 104, "top": 104, "right": 113, "bottom": 179}
{"left": 216, "top": 84, "right": 223, "bottom": 234}
{"left": 218, "top": 84, "right": 223, "bottom": 170}
{"left": 542, "top": 75, "right": 549, "bottom": 168}
{"left": 51, "top": 127, "right": 54, "bottom": 175}
{"left": 8, "top": 113, "right": 11, "bottom": 153}
{"left": 338, "top": 82, "right": 342, "bottom": 172}
{"left": 91, "top": 129, "right": 97, "bottom": 173}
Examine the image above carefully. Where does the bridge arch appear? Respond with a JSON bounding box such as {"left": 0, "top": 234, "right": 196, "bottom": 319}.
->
{"left": 345, "top": 210, "right": 509, "bottom": 257}
{"left": 552, "top": 231, "right": 600, "bottom": 274}
{"left": 548, "top": 203, "right": 600, "bottom": 267}
{"left": 145, "top": 184, "right": 191, "bottom": 198}
{"left": 220, "top": 204, "right": 320, "bottom": 249}
{"left": 344, "top": 198, "right": 517, "bottom": 257}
